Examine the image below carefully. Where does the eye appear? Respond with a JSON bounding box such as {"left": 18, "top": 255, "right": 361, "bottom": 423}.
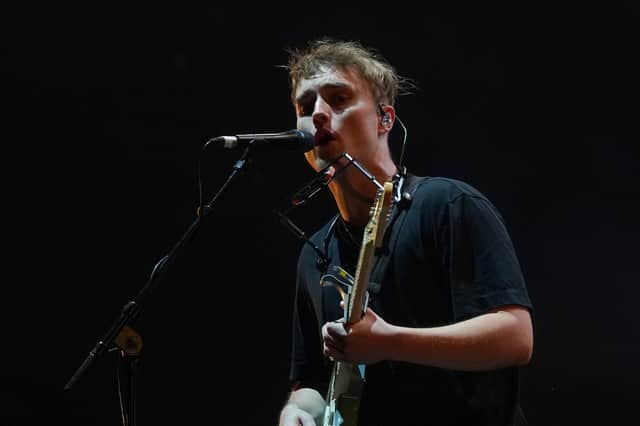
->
{"left": 333, "top": 93, "right": 349, "bottom": 105}
{"left": 329, "top": 91, "right": 353, "bottom": 112}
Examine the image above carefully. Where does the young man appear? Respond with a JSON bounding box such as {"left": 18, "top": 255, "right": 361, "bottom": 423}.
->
{"left": 279, "top": 39, "right": 533, "bottom": 426}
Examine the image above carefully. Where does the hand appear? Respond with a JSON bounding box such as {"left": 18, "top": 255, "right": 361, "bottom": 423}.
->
{"left": 322, "top": 304, "right": 395, "bottom": 365}
{"left": 278, "top": 403, "right": 318, "bottom": 426}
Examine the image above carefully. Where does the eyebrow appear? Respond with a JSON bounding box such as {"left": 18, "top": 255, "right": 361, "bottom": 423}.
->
{"left": 295, "top": 82, "right": 352, "bottom": 105}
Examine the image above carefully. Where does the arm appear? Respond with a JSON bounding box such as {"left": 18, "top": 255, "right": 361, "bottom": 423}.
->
{"left": 323, "top": 304, "right": 533, "bottom": 371}
{"left": 279, "top": 387, "right": 325, "bottom": 426}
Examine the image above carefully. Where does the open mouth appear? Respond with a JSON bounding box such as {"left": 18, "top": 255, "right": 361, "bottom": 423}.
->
{"left": 314, "top": 128, "right": 337, "bottom": 146}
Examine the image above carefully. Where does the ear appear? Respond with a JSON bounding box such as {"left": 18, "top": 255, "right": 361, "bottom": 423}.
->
{"left": 378, "top": 104, "right": 395, "bottom": 134}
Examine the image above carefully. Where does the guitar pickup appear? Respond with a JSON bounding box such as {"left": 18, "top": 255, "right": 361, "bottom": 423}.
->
{"left": 320, "top": 265, "right": 369, "bottom": 323}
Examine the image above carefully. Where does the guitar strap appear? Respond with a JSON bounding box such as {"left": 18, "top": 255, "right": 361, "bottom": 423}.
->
{"left": 317, "top": 174, "right": 430, "bottom": 321}
{"left": 367, "top": 174, "right": 430, "bottom": 303}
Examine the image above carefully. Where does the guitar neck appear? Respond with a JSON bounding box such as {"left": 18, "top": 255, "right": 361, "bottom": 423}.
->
{"left": 346, "top": 233, "right": 376, "bottom": 325}
{"left": 345, "top": 181, "right": 393, "bottom": 326}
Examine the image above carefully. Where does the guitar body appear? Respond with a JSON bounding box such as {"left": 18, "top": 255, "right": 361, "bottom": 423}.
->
{"left": 320, "top": 181, "right": 394, "bottom": 426}
{"left": 323, "top": 361, "right": 366, "bottom": 426}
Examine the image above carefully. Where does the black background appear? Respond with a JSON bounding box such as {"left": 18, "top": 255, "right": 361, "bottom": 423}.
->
{"left": 3, "top": 2, "right": 639, "bottom": 425}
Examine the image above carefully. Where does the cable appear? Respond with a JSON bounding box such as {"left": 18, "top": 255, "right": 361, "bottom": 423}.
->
{"left": 378, "top": 103, "right": 409, "bottom": 174}
{"left": 394, "top": 114, "right": 408, "bottom": 173}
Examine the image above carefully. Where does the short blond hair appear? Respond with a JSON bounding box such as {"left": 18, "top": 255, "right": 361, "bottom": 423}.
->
{"left": 286, "top": 38, "right": 412, "bottom": 106}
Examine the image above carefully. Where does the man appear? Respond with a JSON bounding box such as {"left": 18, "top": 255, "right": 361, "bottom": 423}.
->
{"left": 279, "top": 39, "right": 533, "bottom": 426}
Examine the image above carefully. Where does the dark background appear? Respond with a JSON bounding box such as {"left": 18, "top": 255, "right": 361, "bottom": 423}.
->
{"left": 3, "top": 2, "right": 639, "bottom": 425}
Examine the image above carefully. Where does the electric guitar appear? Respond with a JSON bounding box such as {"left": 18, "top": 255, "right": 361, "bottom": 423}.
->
{"left": 320, "top": 181, "right": 394, "bottom": 426}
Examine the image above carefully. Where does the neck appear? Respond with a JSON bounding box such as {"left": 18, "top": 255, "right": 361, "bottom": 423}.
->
{"left": 329, "top": 156, "right": 397, "bottom": 226}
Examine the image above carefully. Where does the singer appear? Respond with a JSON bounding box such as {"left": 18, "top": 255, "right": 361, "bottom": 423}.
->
{"left": 277, "top": 39, "right": 534, "bottom": 426}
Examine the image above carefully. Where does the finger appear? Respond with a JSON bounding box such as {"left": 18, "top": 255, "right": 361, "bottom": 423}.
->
{"left": 322, "top": 321, "right": 344, "bottom": 338}
{"left": 322, "top": 322, "right": 338, "bottom": 339}
{"left": 323, "top": 333, "right": 345, "bottom": 351}
{"left": 300, "top": 412, "right": 317, "bottom": 426}
{"left": 324, "top": 342, "right": 344, "bottom": 359}
{"left": 326, "top": 322, "right": 348, "bottom": 338}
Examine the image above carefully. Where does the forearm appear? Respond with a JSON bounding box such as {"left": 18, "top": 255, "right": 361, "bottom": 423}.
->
{"left": 386, "top": 306, "right": 533, "bottom": 371}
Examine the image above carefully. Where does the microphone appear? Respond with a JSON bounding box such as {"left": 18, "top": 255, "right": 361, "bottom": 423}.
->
{"left": 208, "top": 129, "right": 314, "bottom": 152}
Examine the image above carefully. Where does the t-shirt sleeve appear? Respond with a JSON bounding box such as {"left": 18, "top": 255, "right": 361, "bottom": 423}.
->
{"left": 444, "top": 193, "right": 533, "bottom": 321}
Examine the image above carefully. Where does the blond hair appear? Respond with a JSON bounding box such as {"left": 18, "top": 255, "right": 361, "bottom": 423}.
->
{"left": 286, "top": 38, "right": 413, "bottom": 106}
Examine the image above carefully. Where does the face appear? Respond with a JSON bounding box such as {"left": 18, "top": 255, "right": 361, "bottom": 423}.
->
{"left": 294, "top": 66, "right": 382, "bottom": 173}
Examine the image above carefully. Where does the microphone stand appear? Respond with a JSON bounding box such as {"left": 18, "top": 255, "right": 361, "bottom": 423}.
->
{"left": 64, "top": 145, "right": 254, "bottom": 426}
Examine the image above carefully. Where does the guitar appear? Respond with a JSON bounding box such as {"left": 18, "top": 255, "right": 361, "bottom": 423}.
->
{"left": 320, "top": 181, "right": 394, "bottom": 426}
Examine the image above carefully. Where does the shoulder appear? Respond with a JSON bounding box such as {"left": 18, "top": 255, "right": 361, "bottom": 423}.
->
{"left": 406, "top": 176, "right": 494, "bottom": 216}
{"left": 405, "top": 175, "right": 506, "bottom": 227}
{"left": 409, "top": 176, "right": 490, "bottom": 205}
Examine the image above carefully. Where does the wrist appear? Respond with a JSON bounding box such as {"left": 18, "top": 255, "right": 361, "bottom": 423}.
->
{"left": 384, "top": 324, "right": 414, "bottom": 362}
{"left": 387, "top": 324, "right": 400, "bottom": 360}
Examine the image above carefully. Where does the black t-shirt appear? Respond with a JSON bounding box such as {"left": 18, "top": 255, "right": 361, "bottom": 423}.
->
{"left": 290, "top": 176, "right": 533, "bottom": 426}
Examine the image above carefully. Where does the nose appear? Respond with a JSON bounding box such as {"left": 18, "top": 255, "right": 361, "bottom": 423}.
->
{"left": 312, "top": 97, "right": 331, "bottom": 129}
